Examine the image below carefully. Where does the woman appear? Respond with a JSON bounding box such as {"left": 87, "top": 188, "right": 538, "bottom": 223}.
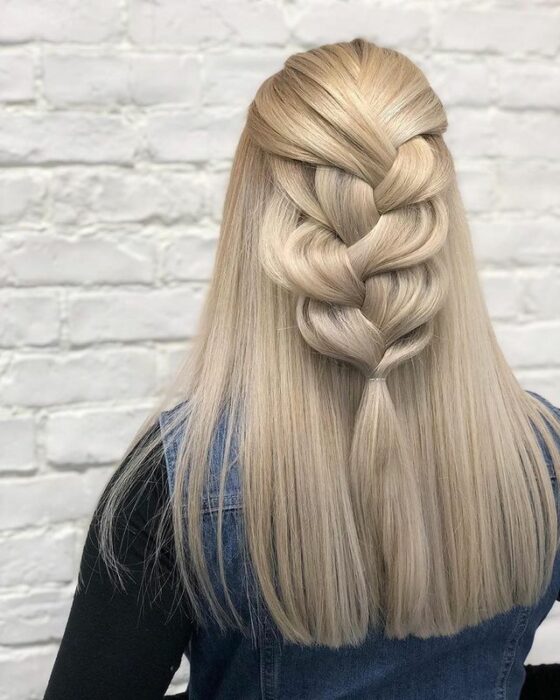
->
{"left": 45, "top": 38, "right": 560, "bottom": 699}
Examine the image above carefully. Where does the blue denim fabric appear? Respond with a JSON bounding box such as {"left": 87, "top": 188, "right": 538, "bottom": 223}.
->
{"left": 158, "top": 391, "right": 560, "bottom": 699}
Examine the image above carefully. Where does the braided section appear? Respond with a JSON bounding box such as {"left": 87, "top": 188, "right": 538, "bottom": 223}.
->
{"left": 259, "top": 133, "right": 452, "bottom": 379}
{"left": 249, "top": 39, "right": 455, "bottom": 634}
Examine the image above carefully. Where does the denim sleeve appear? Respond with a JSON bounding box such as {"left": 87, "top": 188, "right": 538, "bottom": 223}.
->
{"left": 44, "top": 423, "right": 192, "bottom": 700}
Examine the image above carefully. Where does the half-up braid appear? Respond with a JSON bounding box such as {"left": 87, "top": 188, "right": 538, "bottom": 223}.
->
{"left": 98, "top": 38, "right": 560, "bottom": 648}
{"left": 253, "top": 40, "right": 454, "bottom": 634}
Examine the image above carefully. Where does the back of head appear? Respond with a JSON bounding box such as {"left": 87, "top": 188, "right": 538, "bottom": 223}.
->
{"left": 252, "top": 40, "right": 452, "bottom": 385}
{"left": 105, "top": 38, "right": 560, "bottom": 648}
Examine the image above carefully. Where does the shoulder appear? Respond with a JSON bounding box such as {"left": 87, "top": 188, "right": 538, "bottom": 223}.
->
{"left": 93, "top": 419, "right": 170, "bottom": 543}
{"left": 525, "top": 390, "right": 560, "bottom": 450}
{"left": 158, "top": 400, "right": 242, "bottom": 509}
{"left": 121, "top": 420, "right": 170, "bottom": 524}
{"left": 525, "top": 390, "right": 560, "bottom": 489}
{"left": 80, "top": 418, "right": 174, "bottom": 598}
{"left": 526, "top": 390, "right": 560, "bottom": 419}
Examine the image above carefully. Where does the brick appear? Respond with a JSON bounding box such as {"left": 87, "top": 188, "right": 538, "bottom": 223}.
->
{"left": 0, "top": 171, "right": 46, "bottom": 223}
{"left": 497, "top": 164, "right": 560, "bottom": 213}
{"left": 444, "top": 108, "right": 495, "bottom": 158}
{"left": 0, "top": 292, "right": 59, "bottom": 347}
{"left": 129, "top": 0, "right": 288, "bottom": 47}
{"left": 0, "top": 235, "right": 155, "bottom": 286}
{"left": 0, "top": 112, "right": 136, "bottom": 165}
{"left": 206, "top": 170, "right": 231, "bottom": 221}
{"left": 526, "top": 604, "right": 560, "bottom": 665}
{"left": 160, "top": 342, "right": 195, "bottom": 385}
{"left": 480, "top": 271, "right": 522, "bottom": 321}
{"left": 0, "top": 646, "right": 59, "bottom": 700}
{"left": 144, "top": 111, "right": 207, "bottom": 162}
{"left": 43, "top": 52, "right": 202, "bottom": 107}
{"left": 523, "top": 270, "right": 560, "bottom": 320}
{"left": 50, "top": 169, "right": 204, "bottom": 224}
{"left": 162, "top": 233, "right": 218, "bottom": 281}
{"left": 495, "top": 112, "right": 560, "bottom": 160}
{"left": 0, "top": 416, "right": 35, "bottom": 472}
{"left": 45, "top": 406, "right": 151, "bottom": 466}
{"left": 435, "top": 10, "right": 560, "bottom": 55}
{"left": 427, "top": 58, "right": 494, "bottom": 108}
{"left": 0, "top": 467, "right": 113, "bottom": 530}
{"left": 293, "top": 7, "right": 430, "bottom": 49}
{"left": 0, "top": 588, "right": 73, "bottom": 645}
{"left": 129, "top": 0, "right": 229, "bottom": 45}
{"left": 144, "top": 109, "right": 245, "bottom": 162}
{"left": 128, "top": 54, "right": 201, "bottom": 106}
{"left": 0, "top": 0, "right": 121, "bottom": 44}
{"left": 204, "top": 50, "right": 286, "bottom": 108}
{"left": 217, "top": 2, "right": 289, "bottom": 46}
{"left": 495, "top": 322, "right": 560, "bottom": 368}
{"left": 471, "top": 217, "right": 560, "bottom": 266}
{"left": 167, "top": 657, "right": 191, "bottom": 695}
{"left": 43, "top": 53, "right": 128, "bottom": 106}
{"left": 0, "top": 528, "right": 76, "bottom": 585}
{"left": 455, "top": 161, "right": 497, "bottom": 214}
{"left": 0, "top": 50, "right": 35, "bottom": 102}
{"left": 498, "top": 61, "right": 560, "bottom": 110}
{"left": 67, "top": 286, "right": 206, "bottom": 344}
{"left": 0, "top": 350, "right": 157, "bottom": 407}
{"left": 517, "top": 371, "right": 560, "bottom": 409}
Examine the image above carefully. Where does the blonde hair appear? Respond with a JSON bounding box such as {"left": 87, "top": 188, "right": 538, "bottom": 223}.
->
{"left": 97, "top": 38, "right": 560, "bottom": 647}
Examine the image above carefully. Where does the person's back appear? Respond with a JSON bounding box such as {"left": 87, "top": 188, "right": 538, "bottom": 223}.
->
{"left": 157, "top": 392, "right": 560, "bottom": 700}
{"left": 45, "top": 38, "right": 560, "bottom": 699}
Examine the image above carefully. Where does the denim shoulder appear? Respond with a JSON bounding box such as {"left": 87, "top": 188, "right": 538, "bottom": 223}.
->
{"left": 158, "top": 400, "right": 242, "bottom": 510}
{"left": 525, "top": 390, "right": 560, "bottom": 485}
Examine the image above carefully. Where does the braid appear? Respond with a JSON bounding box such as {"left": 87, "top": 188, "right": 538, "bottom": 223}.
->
{"left": 248, "top": 39, "right": 454, "bottom": 635}
{"left": 261, "top": 136, "right": 452, "bottom": 381}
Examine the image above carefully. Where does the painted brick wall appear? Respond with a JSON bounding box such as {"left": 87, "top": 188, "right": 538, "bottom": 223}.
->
{"left": 0, "top": 1, "right": 559, "bottom": 697}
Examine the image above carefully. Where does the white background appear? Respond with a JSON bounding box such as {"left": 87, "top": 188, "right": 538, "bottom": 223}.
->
{"left": 0, "top": 0, "right": 559, "bottom": 697}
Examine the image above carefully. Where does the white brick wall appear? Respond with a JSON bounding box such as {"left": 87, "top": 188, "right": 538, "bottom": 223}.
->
{"left": 0, "top": 1, "right": 559, "bottom": 697}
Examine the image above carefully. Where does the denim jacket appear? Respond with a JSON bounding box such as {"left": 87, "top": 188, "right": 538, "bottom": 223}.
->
{"left": 158, "top": 391, "right": 560, "bottom": 700}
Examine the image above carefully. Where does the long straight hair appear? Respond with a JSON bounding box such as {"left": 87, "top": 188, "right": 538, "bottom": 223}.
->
{"left": 97, "top": 38, "right": 560, "bottom": 647}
